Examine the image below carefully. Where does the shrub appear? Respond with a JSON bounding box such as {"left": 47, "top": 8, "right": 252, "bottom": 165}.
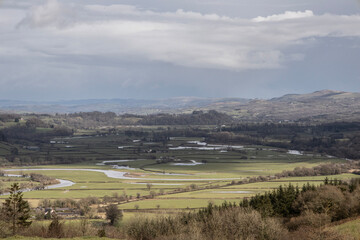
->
{"left": 0, "top": 221, "right": 10, "bottom": 238}
{"left": 293, "top": 185, "right": 345, "bottom": 221}
{"left": 286, "top": 210, "right": 331, "bottom": 231}
{"left": 47, "top": 216, "right": 64, "bottom": 238}
{"left": 105, "top": 204, "right": 123, "bottom": 226}
{"left": 125, "top": 207, "right": 288, "bottom": 240}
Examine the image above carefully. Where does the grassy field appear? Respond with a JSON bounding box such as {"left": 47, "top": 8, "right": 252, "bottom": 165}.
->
{"left": 1, "top": 135, "right": 353, "bottom": 212}
{"left": 1, "top": 130, "right": 359, "bottom": 240}
{"left": 330, "top": 218, "right": 360, "bottom": 239}
{"left": 117, "top": 198, "right": 240, "bottom": 210}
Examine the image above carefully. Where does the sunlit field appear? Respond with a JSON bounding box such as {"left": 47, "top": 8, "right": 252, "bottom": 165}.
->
{"left": 2, "top": 134, "right": 350, "bottom": 216}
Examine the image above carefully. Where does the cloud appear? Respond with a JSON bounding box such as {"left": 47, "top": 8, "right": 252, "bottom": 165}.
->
{"left": 252, "top": 10, "right": 314, "bottom": 22}
{"left": 17, "top": 0, "right": 77, "bottom": 28}
{"left": 3, "top": 0, "right": 360, "bottom": 73}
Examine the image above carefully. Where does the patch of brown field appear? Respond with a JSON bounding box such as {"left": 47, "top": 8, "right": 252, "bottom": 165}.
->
{"left": 124, "top": 172, "right": 146, "bottom": 178}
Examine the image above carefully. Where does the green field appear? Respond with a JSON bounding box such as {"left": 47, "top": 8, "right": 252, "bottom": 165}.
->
{"left": 118, "top": 198, "right": 240, "bottom": 210}
{"left": 330, "top": 218, "right": 360, "bottom": 239}
{"left": 1, "top": 135, "right": 354, "bottom": 214}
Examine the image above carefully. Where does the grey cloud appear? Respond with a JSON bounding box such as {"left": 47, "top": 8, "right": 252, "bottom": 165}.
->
{"left": 10, "top": 1, "right": 360, "bottom": 72}
{"left": 17, "top": 0, "right": 78, "bottom": 28}
{"left": 0, "top": 0, "right": 359, "bottom": 101}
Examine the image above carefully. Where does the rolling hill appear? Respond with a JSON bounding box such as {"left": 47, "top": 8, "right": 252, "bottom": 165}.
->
{"left": 1, "top": 90, "right": 360, "bottom": 122}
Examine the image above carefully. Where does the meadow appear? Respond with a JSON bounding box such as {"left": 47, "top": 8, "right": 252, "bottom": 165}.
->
{"left": 330, "top": 218, "right": 360, "bottom": 239}
{"left": 1, "top": 134, "right": 352, "bottom": 215}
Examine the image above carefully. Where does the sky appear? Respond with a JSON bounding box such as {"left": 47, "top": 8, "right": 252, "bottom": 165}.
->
{"left": 0, "top": 0, "right": 360, "bottom": 101}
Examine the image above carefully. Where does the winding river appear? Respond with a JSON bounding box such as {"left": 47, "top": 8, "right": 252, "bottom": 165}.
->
{"left": 1, "top": 174, "right": 75, "bottom": 195}
{"left": 4, "top": 168, "right": 238, "bottom": 181}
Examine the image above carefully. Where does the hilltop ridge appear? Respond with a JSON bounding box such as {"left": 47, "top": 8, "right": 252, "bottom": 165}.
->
{"left": 1, "top": 90, "right": 360, "bottom": 122}
{"left": 231, "top": 90, "right": 360, "bottom": 121}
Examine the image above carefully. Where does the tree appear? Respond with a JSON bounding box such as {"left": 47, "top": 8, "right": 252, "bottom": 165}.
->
{"left": 47, "top": 214, "right": 64, "bottom": 238}
{"left": 10, "top": 148, "right": 18, "bottom": 156}
{"left": 2, "top": 183, "right": 32, "bottom": 235}
{"left": 105, "top": 204, "right": 123, "bottom": 226}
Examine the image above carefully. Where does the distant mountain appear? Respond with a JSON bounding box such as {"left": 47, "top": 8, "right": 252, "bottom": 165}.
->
{"left": 0, "top": 97, "right": 249, "bottom": 115}
{"left": 224, "top": 90, "right": 360, "bottom": 122}
{"left": 1, "top": 90, "right": 360, "bottom": 122}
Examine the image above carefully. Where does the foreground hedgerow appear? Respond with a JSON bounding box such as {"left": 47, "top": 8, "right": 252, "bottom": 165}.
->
{"left": 125, "top": 206, "right": 288, "bottom": 240}
{"left": 123, "top": 205, "right": 351, "bottom": 240}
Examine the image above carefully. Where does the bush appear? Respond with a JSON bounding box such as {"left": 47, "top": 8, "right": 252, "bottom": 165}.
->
{"left": 47, "top": 217, "right": 64, "bottom": 238}
{"left": 105, "top": 204, "right": 123, "bottom": 226}
{"left": 0, "top": 221, "right": 10, "bottom": 238}
{"left": 125, "top": 207, "right": 288, "bottom": 240}
{"left": 293, "top": 185, "right": 345, "bottom": 221}
{"left": 286, "top": 210, "right": 331, "bottom": 231}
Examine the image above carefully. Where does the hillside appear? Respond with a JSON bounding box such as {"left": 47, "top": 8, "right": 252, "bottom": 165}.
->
{"left": 1, "top": 90, "right": 360, "bottom": 122}
{"left": 0, "top": 98, "right": 248, "bottom": 115}
{"left": 226, "top": 90, "right": 360, "bottom": 122}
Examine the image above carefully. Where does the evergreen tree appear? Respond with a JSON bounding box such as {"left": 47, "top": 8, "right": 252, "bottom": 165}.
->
{"left": 324, "top": 177, "right": 329, "bottom": 185}
{"left": 240, "top": 198, "right": 249, "bottom": 208}
{"left": 247, "top": 184, "right": 300, "bottom": 218}
{"left": 2, "top": 183, "right": 32, "bottom": 235}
